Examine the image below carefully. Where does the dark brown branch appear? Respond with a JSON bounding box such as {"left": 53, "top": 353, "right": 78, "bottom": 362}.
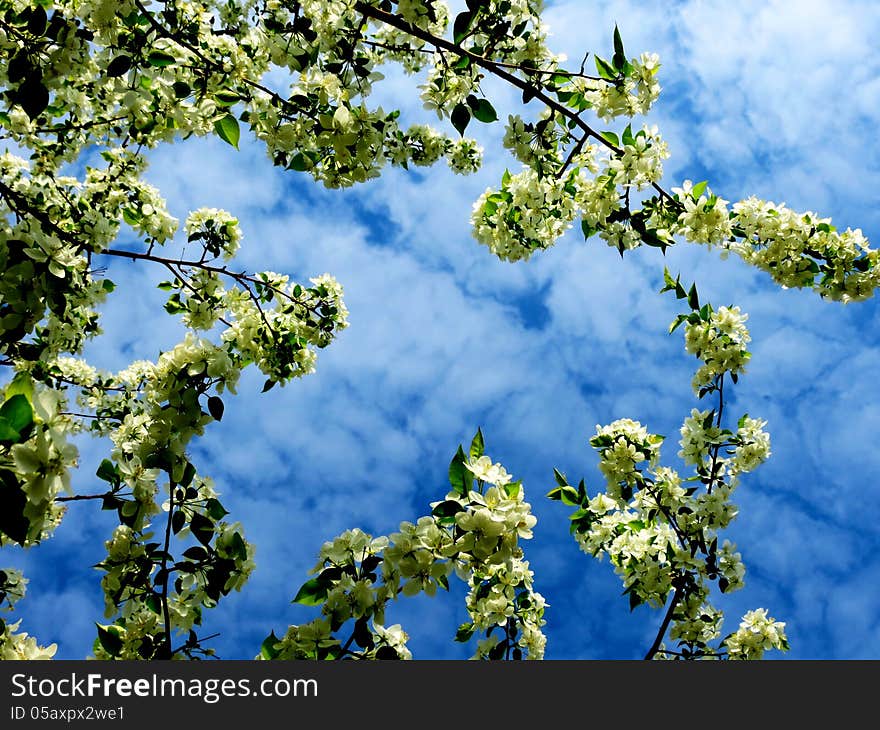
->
{"left": 355, "top": 2, "right": 675, "bottom": 205}
{"left": 644, "top": 587, "right": 680, "bottom": 660}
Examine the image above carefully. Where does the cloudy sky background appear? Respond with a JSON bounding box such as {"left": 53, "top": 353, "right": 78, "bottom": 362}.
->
{"left": 7, "top": 0, "right": 880, "bottom": 659}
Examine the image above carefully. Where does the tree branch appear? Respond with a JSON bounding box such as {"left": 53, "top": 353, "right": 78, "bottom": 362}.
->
{"left": 644, "top": 587, "right": 680, "bottom": 660}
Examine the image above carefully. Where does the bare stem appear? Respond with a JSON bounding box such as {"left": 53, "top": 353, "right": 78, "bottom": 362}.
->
{"left": 644, "top": 587, "right": 680, "bottom": 660}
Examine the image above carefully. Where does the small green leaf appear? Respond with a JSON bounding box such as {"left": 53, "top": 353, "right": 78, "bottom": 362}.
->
{"left": 660, "top": 267, "right": 677, "bottom": 293}
{"left": 172, "top": 81, "right": 191, "bottom": 98}
{"left": 182, "top": 546, "right": 209, "bottom": 561}
{"left": 96, "top": 459, "right": 118, "bottom": 485}
{"left": 432, "top": 500, "right": 465, "bottom": 521}
{"left": 668, "top": 314, "right": 687, "bottom": 334}
{"left": 287, "top": 152, "right": 309, "bottom": 171}
{"left": 581, "top": 219, "right": 599, "bottom": 239}
{"left": 559, "top": 486, "right": 580, "bottom": 507}
{"left": 179, "top": 461, "right": 197, "bottom": 489}
{"left": 451, "top": 102, "right": 470, "bottom": 136}
{"left": 16, "top": 74, "right": 48, "bottom": 120}
{"left": 687, "top": 283, "right": 700, "bottom": 311}
{"left": 691, "top": 180, "right": 708, "bottom": 199}
{"left": 0, "top": 470, "right": 29, "bottom": 545}
{"left": 553, "top": 467, "right": 569, "bottom": 487}
{"left": 612, "top": 25, "right": 627, "bottom": 71}
{"left": 448, "top": 446, "right": 469, "bottom": 496}
{"left": 106, "top": 55, "right": 132, "bottom": 78}
{"left": 0, "top": 420, "right": 20, "bottom": 442}
{"left": 293, "top": 577, "right": 330, "bottom": 606}
{"left": 453, "top": 10, "right": 474, "bottom": 44}
{"left": 594, "top": 55, "right": 617, "bottom": 80}
{"left": 189, "top": 512, "right": 214, "bottom": 546}
{"left": 0, "top": 394, "right": 32, "bottom": 437}
{"left": 146, "top": 50, "right": 176, "bottom": 67}
{"left": 213, "top": 113, "right": 240, "bottom": 149}
{"left": 122, "top": 207, "right": 141, "bottom": 226}
{"left": 466, "top": 95, "right": 498, "bottom": 123}
{"left": 214, "top": 89, "right": 241, "bottom": 106}
{"left": 96, "top": 624, "right": 123, "bottom": 656}
{"left": 207, "top": 396, "right": 224, "bottom": 422}
{"left": 469, "top": 428, "right": 484, "bottom": 459}
{"left": 171, "top": 509, "right": 185, "bottom": 535}
{"left": 205, "top": 497, "right": 229, "bottom": 520}
{"left": 455, "top": 622, "right": 475, "bottom": 643}
{"left": 27, "top": 5, "right": 47, "bottom": 35}
{"left": 260, "top": 631, "right": 281, "bottom": 660}
{"left": 599, "top": 130, "right": 619, "bottom": 148}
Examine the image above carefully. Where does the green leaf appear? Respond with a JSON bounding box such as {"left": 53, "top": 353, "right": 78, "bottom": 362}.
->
{"left": 182, "top": 546, "right": 209, "bottom": 561}
{"left": 5, "top": 374, "right": 33, "bottom": 401}
{"left": 594, "top": 55, "right": 617, "bottom": 80}
{"left": 260, "top": 631, "right": 281, "bottom": 660}
{"left": 189, "top": 512, "right": 214, "bottom": 546}
{"left": 207, "top": 396, "right": 224, "bottom": 422}
{"left": 451, "top": 102, "right": 470, "bottom": 136}
{"left": 453, "top": 10, "right": 474, "bottom": 44}
{"left": 214, "top": 113, "right": 240, "bottom": 149}
{"left": 466, "top": 95, "right": 498, "bottom": 123}
{"left": 0, "top": 470, "right": 29, "bottom": 545}
{"left": 206, "top": 497, "right": 229, "bottom": 520}
{"left": 353, "top": 617, "right": 373, "bottom": 649}
{"left": 292, "top": 577, "right": 331, "bottom": 606}
{"left": 687, "top": 283, "right": 700, "bottom": 311}
{"left": 376, "top": 645, "right": 401, "bottom": 660}
{"left": 432, "top": 499, "right": 465, "bottom": 522}
{"left": 0, "top": 394, "right": 32, "bottom": 437}
{"left": 455, "top": 622, "right": 476, "bottom": 642}
{"left": 581, "top": 219, "right": 599, "bottom": 239}
{"left": 122, "top": 207, "right": 141, "bottom": 227}
{"left": 628, "top": 590, "right": 642, "bottom": 611}
{"left": 668, "top": 314, "right": 687, "bottom": 334}
{"left": 214, "top": 89, "right": 241, "bottom": 107}
{"left": 613, "top": 25, "right": 626, "bottom": 69}
{"left": 96, "top": 459, "right": 118, "bottom": 485}
{"left": 16, "top": 75, "right": 48, "bottom": 120}
{"left": 691, "top": 180, "right": 708, "bottom": 199}
{"left": 27, "top": 5, "right": 47, "bottom": 35}
{"left": 146, "top": 50, "right": 176, "bottom": 67}
{"left": 96, "top": 624, "right": 123, "bottom": 657}
{"left": 0, "top": 420, "right": 20, "bottom": 442}
{"left": 598, "top": 130, "right": 619, "bottom": 148}
{"left": 448, "top": 446, "right": 469, "bottom": 496}
{"left": 621, "top": 123, "right": 634, "bottom": 147}
{"left": 559, "top": 486, "right": 580, "bottom": 507}
{"left": 172, "top": 81, "right": 191, "bottom": 98}
{"left": 171, "top": 509, "right": 186, "bottom": 535}
{"left": 286, "top": 152, "right": 310, "bottom": 171}
{"left": 469, "top": 428, "right": 484, "bottom": 459}
{"left": 553, "top": 467, "right": 569, "bottom": 487}
{"left": 106, "top": 55, "right": 132, "bottom": 78}
{"left": 179, "top": 460, "right": 197, "bottom": 489}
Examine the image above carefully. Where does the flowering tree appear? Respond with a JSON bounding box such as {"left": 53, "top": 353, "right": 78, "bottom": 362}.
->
{"left": 0, "top": 0, "right": 867, "bottom": 660}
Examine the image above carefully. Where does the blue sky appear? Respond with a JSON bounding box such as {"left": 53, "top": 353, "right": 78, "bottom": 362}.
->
{"left": 7, "top": 0, "right": 880, "bottom": 659}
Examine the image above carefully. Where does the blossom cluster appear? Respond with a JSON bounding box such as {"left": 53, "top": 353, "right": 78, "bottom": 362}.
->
{"left": 0, "top": 568, "right": 56, "bottom": 660}
{"left": 260, "top": 435, "right": 546, "bottom": 660}
{"left": 548, "top": 297, "right": 785, "bottom": 659}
